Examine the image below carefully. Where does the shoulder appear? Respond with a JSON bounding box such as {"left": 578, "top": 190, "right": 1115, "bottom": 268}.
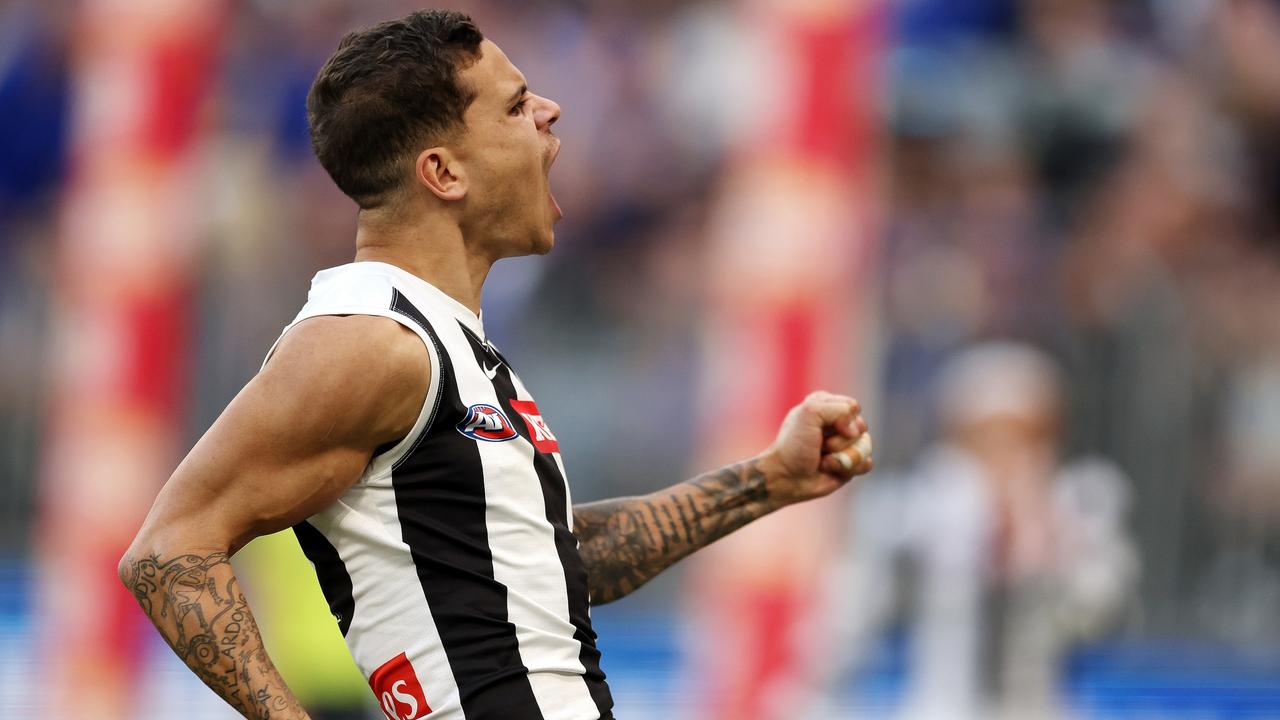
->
{"left": 269, "top": 313, "right": 427, "bottom": 378}
{"left": 260, "top": 314, "right": 430, "bottom": 447}
{"left": 302, "top": 262, "right": 403, "bottom": 313}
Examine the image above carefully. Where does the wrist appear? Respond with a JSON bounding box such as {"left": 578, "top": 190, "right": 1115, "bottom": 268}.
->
{"left": 753, "top": 449, "right": 796, "bottom": 512}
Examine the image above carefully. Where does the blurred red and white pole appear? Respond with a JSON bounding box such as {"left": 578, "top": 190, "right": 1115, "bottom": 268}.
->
{"left": 37, "top": 1, "right": 223, "bottom": 717}
{"left": 687, "top": 0, "right": 884, "bottom": 717}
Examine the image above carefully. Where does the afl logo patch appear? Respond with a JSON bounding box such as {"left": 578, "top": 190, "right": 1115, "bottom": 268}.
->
{"left": 457, "top": 404, "right": 519, "bottom": 442}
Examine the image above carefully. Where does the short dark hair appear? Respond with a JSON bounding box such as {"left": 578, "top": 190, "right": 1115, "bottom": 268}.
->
{"left": 307, "top": 10, "right": 484, "bottom": 209}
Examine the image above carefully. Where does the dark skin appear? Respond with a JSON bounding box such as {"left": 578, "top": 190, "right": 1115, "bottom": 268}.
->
{"left": 120, "top": 37, "right": 873, "bottom": 720}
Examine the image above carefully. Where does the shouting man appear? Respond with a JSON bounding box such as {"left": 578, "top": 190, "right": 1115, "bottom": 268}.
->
{"left": 120, "top": 10, "right": 873, "bottom": 720}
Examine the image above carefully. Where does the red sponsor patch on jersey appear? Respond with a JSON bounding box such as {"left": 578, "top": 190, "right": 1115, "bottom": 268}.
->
{"left": 370, "top": 652, "right": 432, "bottom": 720}
{"left": 510, "top": 399, "right": 560, "bottom": 453}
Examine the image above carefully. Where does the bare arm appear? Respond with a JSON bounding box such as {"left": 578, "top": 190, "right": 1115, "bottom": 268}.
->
{"left": 573, "top": 458, "right": 772, "bottom": 605}
{"left": 574, "top": 392, "right": 874, "bottom": 605}
{"left": 119, "top": 315, "right": 429, "bottom": 719}
{"left": 121, "top": 551, "right": 300, "bottom": 718}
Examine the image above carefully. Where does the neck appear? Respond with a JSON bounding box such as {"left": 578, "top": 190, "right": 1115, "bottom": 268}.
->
{"left": 353, "top": 205, "right": 493, "bottom": 316}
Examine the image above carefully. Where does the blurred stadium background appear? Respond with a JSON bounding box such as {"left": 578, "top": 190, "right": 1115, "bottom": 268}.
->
{"left": 4, "top": 0, "right": 1280, "bottom": 718}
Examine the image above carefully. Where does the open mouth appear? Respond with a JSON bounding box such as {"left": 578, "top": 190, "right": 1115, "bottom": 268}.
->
{"left": 546, "top": 138, "right": 562, "bottom": 220}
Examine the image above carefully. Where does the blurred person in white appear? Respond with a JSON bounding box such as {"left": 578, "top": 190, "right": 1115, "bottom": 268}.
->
{"left": 822, "top": 342, "right": 1137, "bottom": 720}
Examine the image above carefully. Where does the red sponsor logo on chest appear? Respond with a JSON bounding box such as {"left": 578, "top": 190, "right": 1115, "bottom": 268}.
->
{"left": 370, "top": 652, "right": 432, "bottom": 720}
{"left": 509, "top": 399, "right": 560, "bottom": 453}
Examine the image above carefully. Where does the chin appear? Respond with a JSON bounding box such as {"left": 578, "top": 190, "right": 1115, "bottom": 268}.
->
{"left": 531, "top": 229, "right": 555, "bottom": 255}
{"left": 499, "top": 230, "right": 554, "bottom": 259}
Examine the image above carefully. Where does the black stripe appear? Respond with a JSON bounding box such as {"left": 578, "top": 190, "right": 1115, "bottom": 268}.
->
{"left": 388, "top": 294, "right": 445, "bottom": 471}
{"left": 293, "top": 520, "right": 355, "bottom": 636}
{"left": 390, "top": 290, "right": 544, "bottom": 719}
{"left": 461, "top": 324, "right": 614, "bottom": 718}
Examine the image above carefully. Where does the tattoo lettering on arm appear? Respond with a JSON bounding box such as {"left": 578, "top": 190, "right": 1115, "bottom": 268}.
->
{"left": 121, "top": 552, "right": 306, "bottom": 720}
{"left": 572, "top": 458, "right": 773, "bottom": 605}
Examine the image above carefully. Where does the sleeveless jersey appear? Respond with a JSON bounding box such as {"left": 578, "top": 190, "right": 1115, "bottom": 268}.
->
{"left": 262, "top": 261, "right": 613, "bottom": 720}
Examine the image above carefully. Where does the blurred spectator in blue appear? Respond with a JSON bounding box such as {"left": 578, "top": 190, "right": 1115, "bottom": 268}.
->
{"left": 0, "top": 1, "right": 66, "bottom": 547}
{"left": 0, "top": 2, "right": 69, "bottom": 229}
{"left": 896, "top": 0, "right": 1018, "bottom": 44}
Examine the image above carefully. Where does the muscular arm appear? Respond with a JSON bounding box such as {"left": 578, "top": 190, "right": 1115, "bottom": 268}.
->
{"left": 573, "top": 393, "right": 874, "bottom": 605}
{"left": 119, "top": 315, "right": 428, "bottom": 719}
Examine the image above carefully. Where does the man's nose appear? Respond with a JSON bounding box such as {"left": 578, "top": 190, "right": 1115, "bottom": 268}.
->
{"left": 534, "top": 95, "right": 561, "bottom": 131}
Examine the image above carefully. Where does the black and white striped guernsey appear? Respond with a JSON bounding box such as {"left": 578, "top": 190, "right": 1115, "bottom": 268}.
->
{"left": 263, "top": 261, "right": 613, "bottom": 720}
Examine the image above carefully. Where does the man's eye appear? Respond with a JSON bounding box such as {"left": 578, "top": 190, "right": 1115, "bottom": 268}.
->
{"left": 510, "top": 99, "right": 527, "bottom": 116}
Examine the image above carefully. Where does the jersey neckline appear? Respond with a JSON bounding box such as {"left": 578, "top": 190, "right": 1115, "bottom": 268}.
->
{"left": 354, "top": 260, "right": 486, "bottom": 339}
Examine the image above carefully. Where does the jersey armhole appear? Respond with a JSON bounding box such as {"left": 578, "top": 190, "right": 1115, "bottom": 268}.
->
{"left": 261, "top": 305, "right": 443, "bottom": 480}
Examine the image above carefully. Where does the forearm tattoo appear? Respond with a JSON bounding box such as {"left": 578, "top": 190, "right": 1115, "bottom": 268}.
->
{"left": 121, "top": 552, "right": 305, "bottom": 719}
{"left": 573, "top": 458, "right": 772, "bottom": 605}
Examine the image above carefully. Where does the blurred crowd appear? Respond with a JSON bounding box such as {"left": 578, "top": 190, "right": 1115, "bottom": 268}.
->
{"left": 877, "top": 0, "right": 1280, "bottom": 646}
{"left": 856, "top": 0, "right": 1280, "bottom": 713}
{"left": 3, "top": 0, "right": 1280, "bottom": 717}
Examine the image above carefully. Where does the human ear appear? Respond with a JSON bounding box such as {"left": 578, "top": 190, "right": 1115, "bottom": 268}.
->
{"left": 414, "top": 147, "right": 466, "bottom": 202}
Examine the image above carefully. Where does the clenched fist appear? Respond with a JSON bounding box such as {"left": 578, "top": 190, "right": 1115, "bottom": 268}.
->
{"left": 758, "top": 391, "right": 873, "bottom": 508}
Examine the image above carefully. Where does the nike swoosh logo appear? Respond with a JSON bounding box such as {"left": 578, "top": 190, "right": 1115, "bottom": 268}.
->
{"left": 483, "top": 362, "right": 499, "bottom": 379}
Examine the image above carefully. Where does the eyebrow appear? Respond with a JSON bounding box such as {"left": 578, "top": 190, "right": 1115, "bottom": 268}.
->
{"left": 507, "top": 83, "right": 528, "bottom": 107}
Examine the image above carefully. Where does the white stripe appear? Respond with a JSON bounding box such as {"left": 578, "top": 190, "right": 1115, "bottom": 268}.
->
{"left": 306, "top": 490, "right": 465, "bottom": 719}
{"left": 513, "top": 383, "right": 592, "bottom": 628}
{"left": 507, "top": 373, "right": 598, "bottom": 664}
{"left": 437, "top": 320, "right": 599, "bottom": 719}
{"left": 505, "top": 373, "right": 577, "bottom": 532}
